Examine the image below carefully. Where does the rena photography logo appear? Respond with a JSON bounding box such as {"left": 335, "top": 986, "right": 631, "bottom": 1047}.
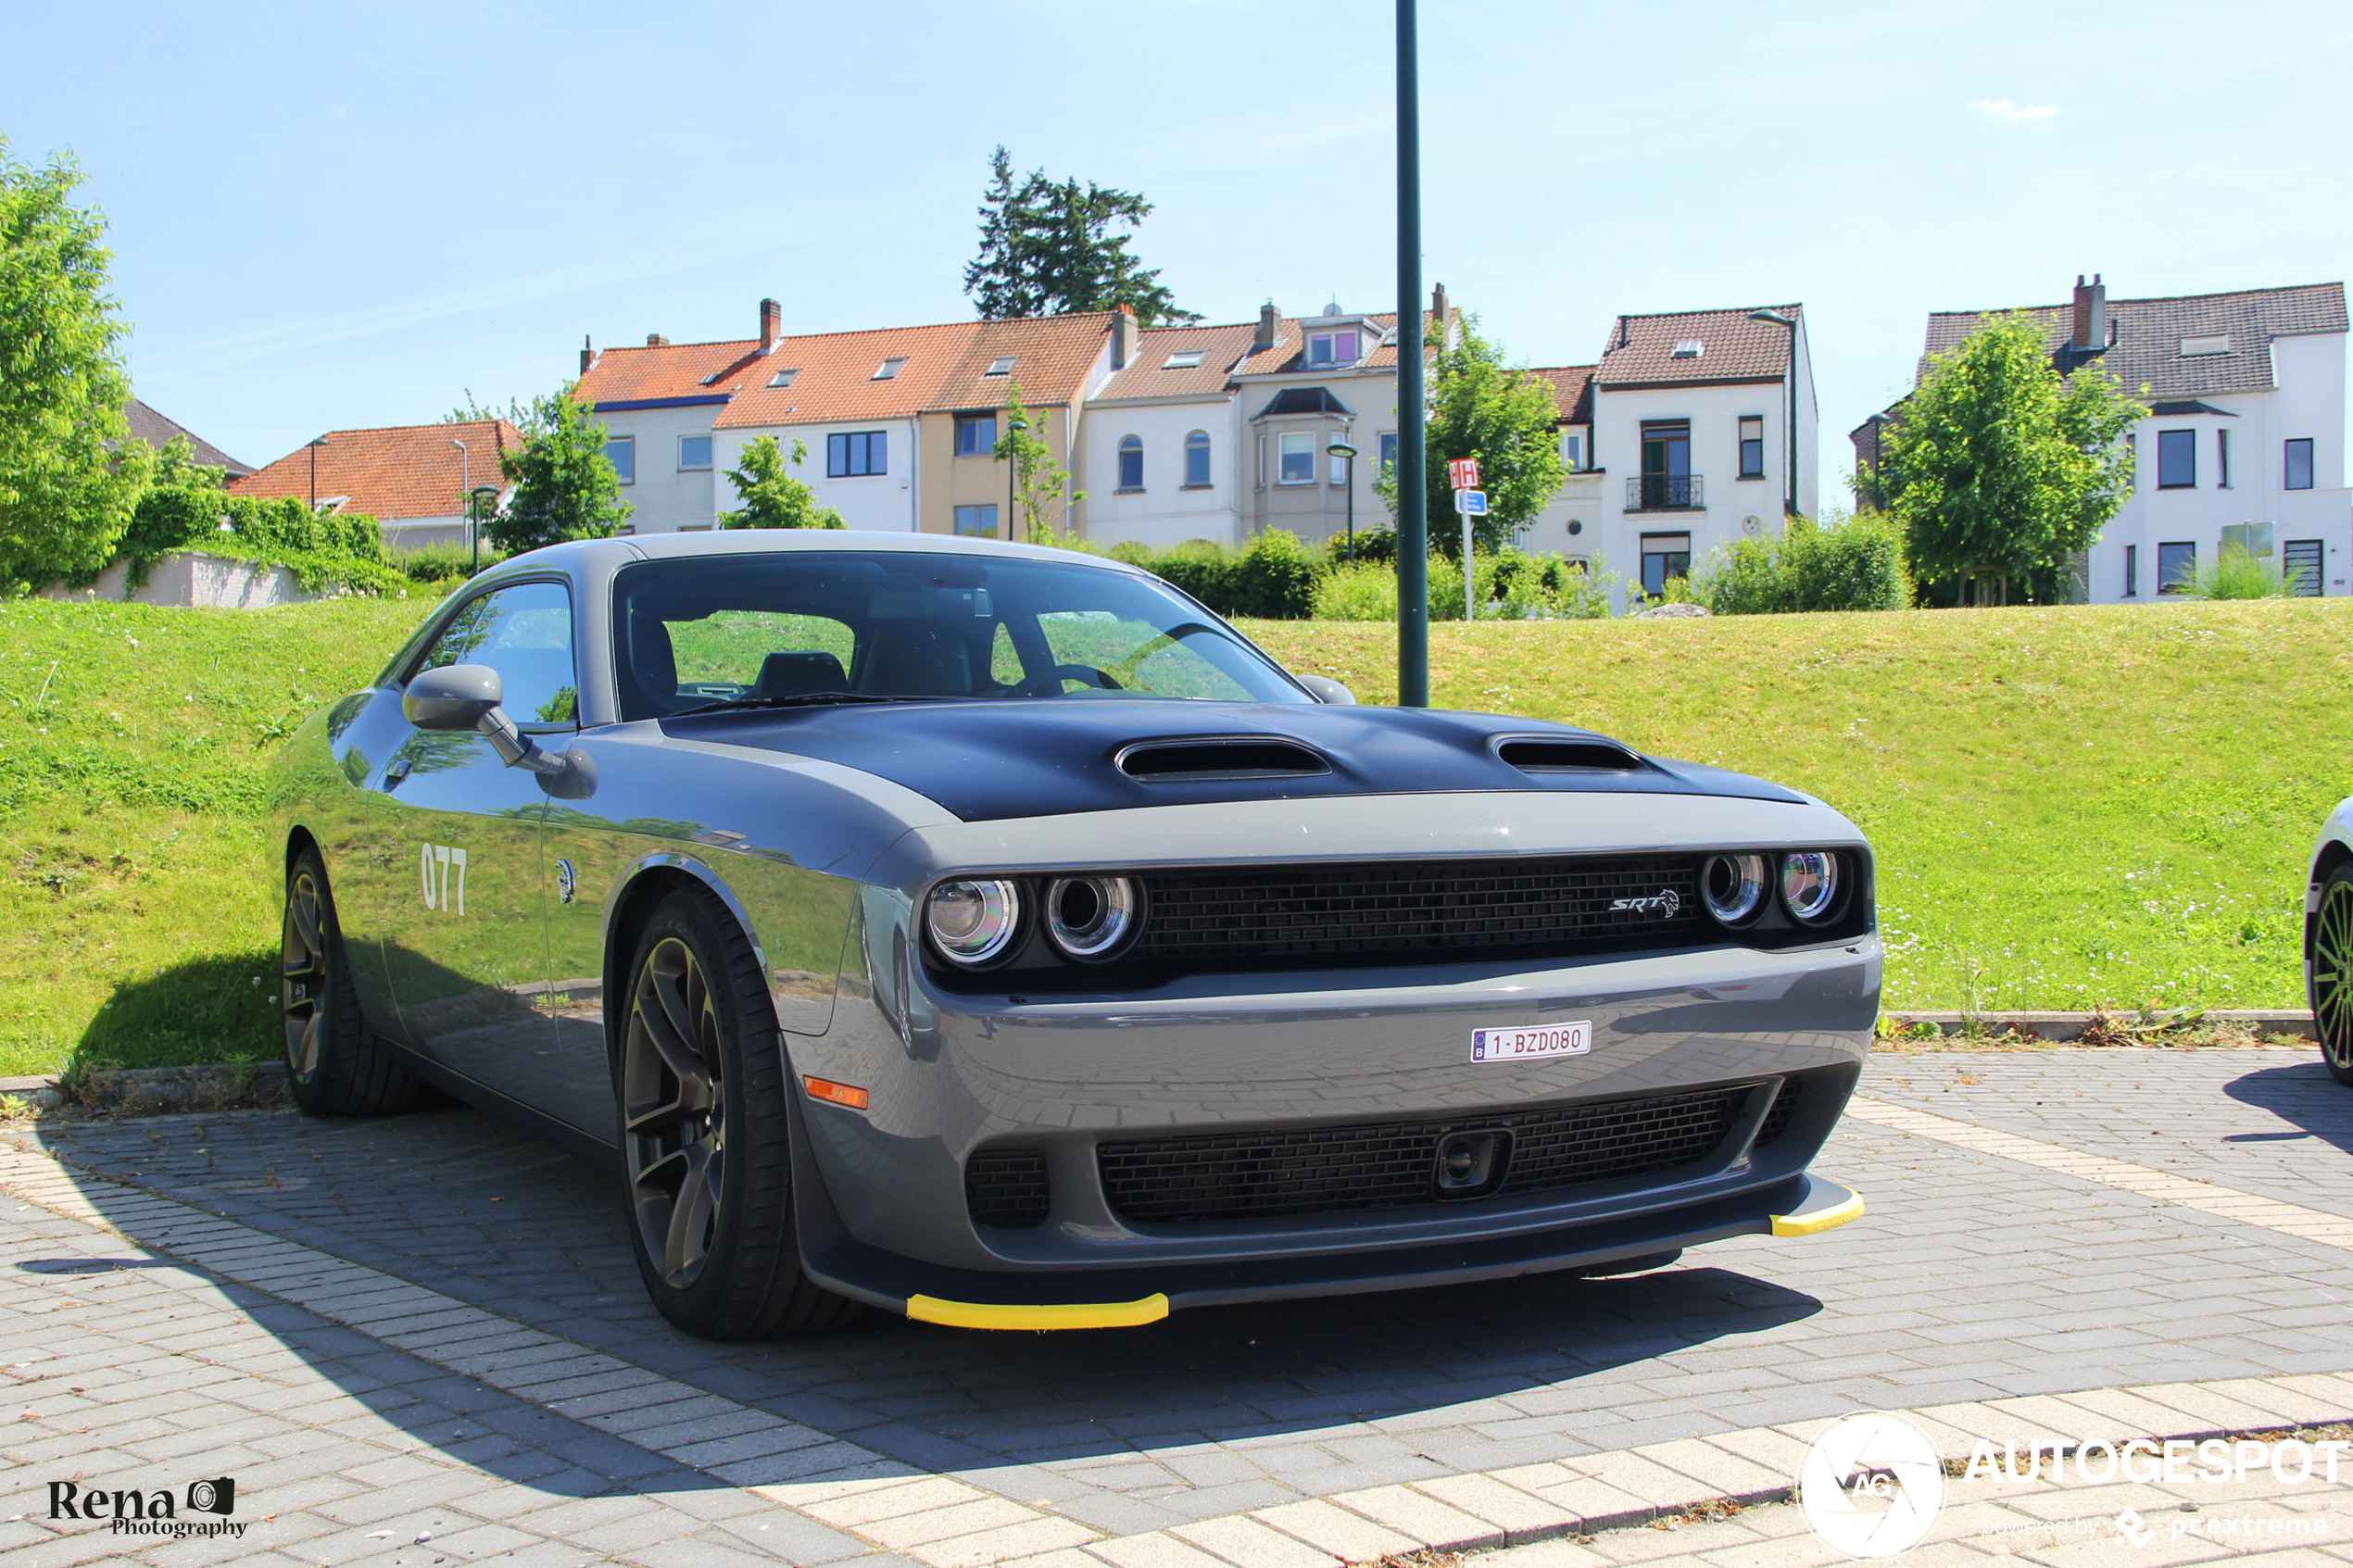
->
{"left": 1798, "top": 1412, "right": 1946, "bottom": 1560}
{"left": 45, "top": 1475, "right": 245, "bottom": 1542}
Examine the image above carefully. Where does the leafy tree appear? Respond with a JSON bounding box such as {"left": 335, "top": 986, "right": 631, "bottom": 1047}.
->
{"left": 1378, "top": 314, "right": 1567, "bottom": 556}
{"left": 1884, "top": 313, "right": 2145, "bottom": 605}
{"left": 444, "top": 390, "right": 536, "bottom": 427}
{"left": 720, "top": 436, "right": 843, "bottom": 530}
{"left": 151, "top": 432, "right": 227, "bottom": 493}
{"left": 963, "top": 146, "right": 1199, "bottom": 325}
{"left": 991, "top": 383, "right": 1082, "bottom": 543}
{"left": 486, "top": 384, "right": 631, "bottom": 554}
{"left": 0, "top": 139, "right": 149, "bottom": 593}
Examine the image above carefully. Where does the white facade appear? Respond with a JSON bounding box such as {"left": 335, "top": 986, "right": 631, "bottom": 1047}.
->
{"left": 2092, "top": 332, "right": 2349, "bottom": 600}
{"left": 1081, "top": 395, "right": 1245, "bottom": 549}
{"left": 589, "top": 399, "right": 727, "bottom": 535}
{"left": 711, "top": 418, "right": 922, "bottom": 533}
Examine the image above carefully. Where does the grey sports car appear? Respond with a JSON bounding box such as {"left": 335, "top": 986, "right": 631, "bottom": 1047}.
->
{"left": 268, "top": 531, "right": 1874, "bottom": 1339}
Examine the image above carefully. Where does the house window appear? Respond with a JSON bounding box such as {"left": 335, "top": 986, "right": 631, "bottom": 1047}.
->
{"left": 985, "top": 357, "right": 1016, "bottom": 376}
{"left": 826, "top": 431, "right": 886, "bottom": 477}
{"left": 677, "top": 434, "right": 712, "bottom": 471}
{"left": 1256, "top": 435, "right": 1266, "bottom": 488}
{"left": 1670, "top": 339, "right": 1704, "bottom": 358}
{"left": 1278, "top": 432, "right": 1315, "bottom": 483}
{"left": 1638, "top": 420, "right": 1692, "bottom": 508}
{"left": 2123, "top": 544, "right": 2138, "bottom": 597}
{"left": 1562, "top": 431, "right": 1583, "bottom": 471}
{"left": 1378, "top": 432, "right": 1399, "bottom": 479}
{"left": 953, "top": 505, "right": 999, "bottom": 538}
{"left": 1640, "top": 533, "right": 1692, "bottom": 597}
{"left": 2218, "top": 428, "right": 2232, "bottom": 488}
{"left": 1117, "top": 435, "right": 1144, "bottom": 491}
{"left": 2158, "top": 541, "right": 2196, "bottom": 594}
{"left": 2285, "top": 538, "right": 2323, "bottom": 596}
{"left": 767, "top": 368, "right": 799, "bottom": 388}
{"left": 2158, "top": 430, "right": 2196, "bottom": 488}
{"left": 2180, "top": 333, "right": 2231, "bottom": 356}
{"left": 873, "top": 357, "right": 906, "bottom": 381}
{"left": 604, "top": 436, "right": 635, "bottom": 484}
{"left": 1164, "top": 350, "right": 1205, "bottom": 370}
{"left": 2285, "top": 438, "right": 2315, "bottom": 490}
{"left": 1330, "top": 444, "right": 1349, "bottom": 485}
{"left": 1184, "top": 431, "right": 1211, "bottom": 487}
{"left": 1738, "top": 416, "right": 1765, "bottom": 480}
{"left": 1305, "top": 330, "right": 1360, "bottom": 367}
{"left": 955, "top": 415, "right": 997, "bottom": 457}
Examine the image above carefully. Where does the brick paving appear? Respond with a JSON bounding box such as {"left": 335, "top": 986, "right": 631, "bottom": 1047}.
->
{"left": 2, "top": 1047, "right": 2349, "bottom": 1564}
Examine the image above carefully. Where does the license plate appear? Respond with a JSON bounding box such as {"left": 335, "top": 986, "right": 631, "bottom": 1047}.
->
{"left": 1471, "top": 1021, "right": 1592, "bottom": 1063}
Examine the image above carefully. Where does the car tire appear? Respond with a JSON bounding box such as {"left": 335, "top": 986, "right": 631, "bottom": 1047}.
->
{"left": 2311, "top": 863, "right": 2353, "bottom": 1087}
{"left": 282, "top": 846, "right": 424, "bottom": 1118}
{"left": 620, "top": 887, "right": 862, "bottom": 1339}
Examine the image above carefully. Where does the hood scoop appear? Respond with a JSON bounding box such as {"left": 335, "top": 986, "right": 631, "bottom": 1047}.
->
{"left": 1496, "top": 736, "right": 1649, "bottom": 773}
{"left": 1116, "top": 737, "right": 1332, "bottom": 783}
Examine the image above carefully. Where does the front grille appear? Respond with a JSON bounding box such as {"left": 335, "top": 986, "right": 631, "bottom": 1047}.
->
{"left": 1131, "top": 854, "right": 1705, "bottom": 968}
{"left": 965, "top": 1147, "right": 1050, "bottom": 1229}
{"left": 1755, "top": 1077, "right": 1802, "bottom": 1147}
{"left": 1098, "top": 1082, "right": 1766, "bottom": 1224}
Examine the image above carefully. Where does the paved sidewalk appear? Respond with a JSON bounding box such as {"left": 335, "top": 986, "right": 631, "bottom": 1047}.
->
{"left": 4, "top": 1047, "right": 2350, "bottom": 1565}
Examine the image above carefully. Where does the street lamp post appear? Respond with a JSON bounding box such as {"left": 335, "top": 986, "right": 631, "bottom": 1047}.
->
{"left": 1394, "top": 0, "right": 1428, "bottom": 707}
{"left": 305, "top": 435, "right": 329, "bottom": 511}
{"left": 1748, "top": 309, "right": 1798, "bottom": 519}
{"left": 1327, "top": 441, "right": 1359, "bottom": 562}
{"left": 470, "top": 486, "right": 497, "bottom": 575}
{"left": 449, "top": 437, "right": 469, "bottom": 566}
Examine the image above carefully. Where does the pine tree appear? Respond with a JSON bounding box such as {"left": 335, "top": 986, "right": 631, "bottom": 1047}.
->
{"left": 963, "top": 146, "right": 1198, "bottom": 325}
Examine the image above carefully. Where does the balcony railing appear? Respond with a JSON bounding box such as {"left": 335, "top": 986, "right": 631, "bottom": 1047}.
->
{"left": 1627, "top": 474, "right": 1704, "bottom": 511}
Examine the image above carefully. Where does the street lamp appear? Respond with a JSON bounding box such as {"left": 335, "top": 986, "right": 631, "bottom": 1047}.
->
{"left": 470, "top": 485, "right": 497, "bottom": 576}
{"left": 449, "top": 437, "right": 469, "bottom": 565}
{"left": 1748, "top": 309, "right": 1798, "bottom": 518}
{"left": 1327, "top": 441, "right": 1359, "bottom": 561}
{"left": 305, "top": 435, "right": 330, "bottom": 512}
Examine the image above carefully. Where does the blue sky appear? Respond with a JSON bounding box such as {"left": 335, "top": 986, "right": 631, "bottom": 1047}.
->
{"left": 6, "top": 1, "right": 2349, "bottom": 480}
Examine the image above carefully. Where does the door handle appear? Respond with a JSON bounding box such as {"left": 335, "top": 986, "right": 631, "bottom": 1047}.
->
{"left": 383, "top": 756, "right": 413, "bottom": 790}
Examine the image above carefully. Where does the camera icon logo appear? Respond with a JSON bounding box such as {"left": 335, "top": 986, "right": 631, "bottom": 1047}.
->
{"left": 184, "top": 1478, "right": 236, "bottom": 1516}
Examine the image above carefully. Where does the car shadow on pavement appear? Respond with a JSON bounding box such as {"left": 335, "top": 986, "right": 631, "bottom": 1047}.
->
{"left": 22, "top": 1102, "right": 1823, "bottom": 1496}
{"left": 2222, "top": 1058, "right": 2353, "bottom": 1154}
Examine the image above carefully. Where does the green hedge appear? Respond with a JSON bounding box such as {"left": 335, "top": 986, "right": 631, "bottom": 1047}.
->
{"left": 1700, "top": 512, "right": 1910, "bottom": 615}
{"left": 1117, "top": 530, "right": 1321, "bottom": 619}
{"left": 115, "top": 487, "right": 402, "bottom": 595}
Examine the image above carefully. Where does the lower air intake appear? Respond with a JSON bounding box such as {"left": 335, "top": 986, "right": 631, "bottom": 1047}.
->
{"left": 964, "top": 1147, "right": 1050, "bottom": 1229}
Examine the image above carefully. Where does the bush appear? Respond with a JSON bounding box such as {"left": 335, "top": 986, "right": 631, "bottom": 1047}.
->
{"left": 391, "top": 541, "right": 505, "bottom": 584}
{"left": 1310, "top": 550, "right": 1618, "bottom": 623}
{"left": 1699, "top": 511, "right": 1909, "bottom": 615}
{"left": 2183, "top": 544, "right": 2303, "bottom": 600}
{"left": 1311, "top": 561, "right": 1397, "bottom": 621}
{"left": 1228, "top": 529, "right": 1318, "bottom": 619}
{"left": 120, "top": 485, "right": 223, "bottom": 564}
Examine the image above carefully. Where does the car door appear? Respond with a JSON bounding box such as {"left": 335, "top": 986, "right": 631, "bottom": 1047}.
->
{"left": 373, "top": 579, "right": 574, "bottom": 1110}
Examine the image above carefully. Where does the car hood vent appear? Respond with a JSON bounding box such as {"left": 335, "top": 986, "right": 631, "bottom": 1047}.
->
{"left": 1496, "top": 736, "right": 1649, "bottom": 773}
{"left": 1116, "top": 738, "right": 1331, "bottom": 782}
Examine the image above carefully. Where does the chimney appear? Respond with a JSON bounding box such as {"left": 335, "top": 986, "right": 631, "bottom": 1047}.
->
{"left": 645, "top": 332, "right": 670, "bottom": 347}
{"left": 1430, "top": 282, "right": 1448, "bottom": 325}
{"left": 760, "top": 297, "right": 782, "bottom": 352}
{"left": 1255, "top": 301, "right": 1279, "bottom": 353}
{"left": 1111, "top": 303, "right": 1136, "bottom": 370}
{"left": 579, "top": 334, "right": 596, "bottom": 376}
{"left": 2071, "top": 273, "right": 2108, "bottom": 353}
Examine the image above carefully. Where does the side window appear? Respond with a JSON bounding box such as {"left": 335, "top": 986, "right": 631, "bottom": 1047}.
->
{"left": 415, "top": 582, "right": 579, "bottom": 726}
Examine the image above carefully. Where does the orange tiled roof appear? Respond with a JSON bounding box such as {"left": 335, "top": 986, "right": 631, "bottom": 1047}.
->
{"left": 1235, "top": 310, "right": 1445, "bottom": 376}
{"left": 229, "top": 419, "right": 523, "bottom": 519}
{"left": 1530, "top": 365, "right": 1597, "bottom": 422}
{"left": 925, "top": 312, "right": 1121, "bottom": 416}
{"left": 1097, "top": 321, "right": 1260, "bottom": 400}
{"left": 1594, "top": 306, "right": 1800, "bottom": 385}
{"left": 574, "top": 338, "right": 768, "bottom": 405}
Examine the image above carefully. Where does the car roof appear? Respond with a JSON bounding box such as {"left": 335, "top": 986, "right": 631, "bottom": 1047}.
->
{"left": 488, "top": 528, "right": 1156, "bottom": 583}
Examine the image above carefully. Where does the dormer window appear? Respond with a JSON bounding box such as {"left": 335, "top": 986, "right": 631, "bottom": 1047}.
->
{"left": 1671, "top": 340, "right": 1704, "bottom": 358}
{"left": 2180, "top": 333, "right": 2232, "bottom": 357}
{"left": 985, "top": 357, "right": 1017, "bottom": 375}
{"left": 698, "top": 370, "right": 724, "bottom": 385}
{"left": 873, "top": 357, "right": 906, "bottom": 380}
{"left": 767, "top": 368, "right": 799, "bottom": 388}
{"left": 1306, "top": 330, "right": 1361, "bottom": 367}
{"left": 1163, "top": 350, "right": 1206, "bottom": 370}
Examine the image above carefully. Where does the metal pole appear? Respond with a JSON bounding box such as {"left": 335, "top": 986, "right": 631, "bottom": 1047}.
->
{"left": 1785, "top": 320, "right": 1798, "bottom": 518}
{"left": 1394, "top": 0, "right": 1428, "bottom": 707}
{"left": 1464, "top": 509, "right": 1475, "bottom": 621}
{"left": 451, "top": 438, "right": 471, "bottom": 569}
{"left": 1345, "top": 454, "right": 1355, "bottom": 561}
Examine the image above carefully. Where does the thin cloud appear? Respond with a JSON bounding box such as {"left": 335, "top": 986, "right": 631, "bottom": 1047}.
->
{"left": 1968, "top": 98, "right": 2060, "bottom": 122}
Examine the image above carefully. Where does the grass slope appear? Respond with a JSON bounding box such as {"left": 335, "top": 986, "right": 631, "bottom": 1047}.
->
{"left": 1, "top": 593, "right": 2344, "bottom": 1076}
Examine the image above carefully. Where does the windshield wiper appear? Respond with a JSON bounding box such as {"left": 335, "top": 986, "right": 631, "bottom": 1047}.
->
{"left": 670, "top": 691, "right": 940, "bottom": 717}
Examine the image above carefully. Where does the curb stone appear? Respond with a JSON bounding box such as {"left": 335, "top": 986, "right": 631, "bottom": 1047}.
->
{"left": 0, "top": 1060, "right": 289, "bottom": 1117}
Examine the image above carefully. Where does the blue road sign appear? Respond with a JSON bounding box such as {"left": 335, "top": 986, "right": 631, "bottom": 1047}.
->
{"left": 1453, "top": 488, "right": 1488, "bottom": 515}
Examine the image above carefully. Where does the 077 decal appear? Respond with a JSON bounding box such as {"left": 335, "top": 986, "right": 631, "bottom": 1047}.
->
{"left": 421, "top": 843, "right": 469, "bottom": 913}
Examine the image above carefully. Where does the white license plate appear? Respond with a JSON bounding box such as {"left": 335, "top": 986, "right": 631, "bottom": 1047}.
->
{"left": 1470, "top": 1021, "right": 1592, "bottom": 1063}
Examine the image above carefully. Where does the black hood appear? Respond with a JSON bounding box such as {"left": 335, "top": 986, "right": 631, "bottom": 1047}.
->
{"left": 661, "top": 700, "right": 1805, "bottom": 822}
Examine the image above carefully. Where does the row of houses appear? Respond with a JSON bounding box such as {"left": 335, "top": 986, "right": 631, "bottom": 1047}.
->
{"left": 216, "top": 270, "right": 2347, "bottom": 604}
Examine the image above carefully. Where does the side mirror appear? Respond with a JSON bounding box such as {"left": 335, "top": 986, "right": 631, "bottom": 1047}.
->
{"left": 1296, "top": 673, "right": 1357, "bottom": 706}
{"left": 404, "top": 664, "right": 503, "bottom": 730}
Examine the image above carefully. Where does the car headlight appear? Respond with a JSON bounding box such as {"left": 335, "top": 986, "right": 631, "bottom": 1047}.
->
{"left": 1702, "top": 853, "right": 1768, "bottom": 925}
{"left": 926, "top": 879, "right": 1023, "bottom": 966}
{"left": 1045, "top": 875, "right": 1139, "bottom": 960}
{"left": 1780, "top": 851, "right": 1842, "bottom": 924}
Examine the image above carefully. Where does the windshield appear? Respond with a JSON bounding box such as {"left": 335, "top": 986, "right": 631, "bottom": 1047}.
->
{"left": 610, "top": 549, "right": 1311, "bottom": 721}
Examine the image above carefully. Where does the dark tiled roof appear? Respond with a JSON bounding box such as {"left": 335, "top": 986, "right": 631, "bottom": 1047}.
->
{"left": 1097, "top": 321, "right": 1259, "bottom": 401}
{"left": 1530, "top": 365, "right": 1596, "bottom": 422}
{"left": 1252, "top": 386, "right": 1355, "bottom": 420}
{"left": 1237, "top": 310, "right": 1443, "bottom": 376}
{"left": 1919, "top": 282, "right": 2346, "bottom": 399}
{"left": 124, "top": 399, "right": 252, "bottom": 476}
{"left": 1594, "top": 307, "right": 1799, "bottom": 385}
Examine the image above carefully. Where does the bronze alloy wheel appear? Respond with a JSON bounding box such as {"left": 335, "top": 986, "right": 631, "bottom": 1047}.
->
{"left": 282, "top": 865, "right": 331, "bottom": 1085}
{"left": 2316, "top": 872, "right": 2353, "bottom": 1084}
{"left": 624, "top": 935, "right": 729, "bottom": 1289}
